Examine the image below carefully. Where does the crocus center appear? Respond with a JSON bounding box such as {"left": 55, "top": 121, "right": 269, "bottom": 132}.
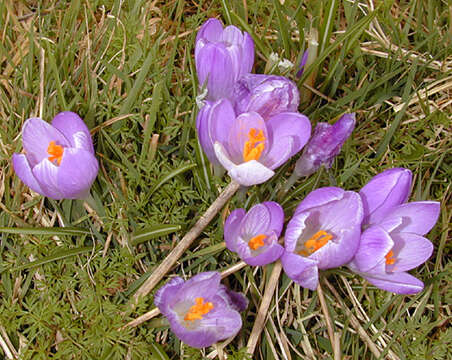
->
{"left": 184, "top": 297, "right": 214, "bottom": 322}
{"left": 248, "top": 234, "right": 267, "bottom": 250}
{"left": 243, "top": 128, "right": 265, "bottom": 162}
{"left": 385, "top": 250, "right": 396, "bottom": 265}
{"left": 299, "top": 230, "right": 333, "bottom": 256}
{"left": 47, "top": 141, "right": 64, "bottom": 165}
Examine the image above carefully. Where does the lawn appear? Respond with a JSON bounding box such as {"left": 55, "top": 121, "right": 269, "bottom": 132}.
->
{"left": 0, "top": 0, "right": 451, "bottom": 359}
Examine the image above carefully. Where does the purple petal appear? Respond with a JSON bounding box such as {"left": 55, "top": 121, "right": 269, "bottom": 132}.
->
{"left": 221, "top": 25, "right": 244, "bottom": 46}
{"left": 262, "top": 201, "right": 284, "bottom": 236}
{"left": 241, "top": 33, "right": 255, "bottom": 74}
{"left": 227, "top": 160, "right": 275, "bottom": 186}
{"left": 196, "top": 103, "right": 219, "bottom": 165}
{"left": 51, "top": 112, "right": 94, "bottom": 154}
{"left": 224, "top": 209, "right": 246, "bottom": 252}
{"left": 218, "top": 285, "right": 248, "bottom": 312}
{"left": 12, "top": 154, "right": 45, "bottom": 196}
{"left": 266, "top": 112, "right": 311, "bottom": 158}
{"left": 360, "top": 168, "right": 412, "bottom": 225}
{"left": 240, "top": 203, "right": 271, "bottom": 236}
{"left": 281, "top": 252, "right": 319, "bottom": 290}
{"left": 198, "top": 307, "right": 243, "bottom": 344}
{"left": 154, "top": 277, "right": 185, "bottom": 312}
{"left": 209, "top": 99, "right": 237, "bottom": 151}
{"left": 196, "top": 43, "right": 235, "bottom": 100}
{"left": 56, "top": 148, "right": 98, "bottom": 199}
{"left": 284, "top": 211, "right": 309, "bottom": 252}
{"left": 32, "top": 159, "right": 64, "bottom": 199}
{"left": 294, "top": 187, "right": 345, "bottom": 215}
{"left": 296, "top": 50, "right": 309, "bottom": 78}
{"left": 243, "top": 241, "right": 284, "bottom": 266}
{"left": 362, "top": 271, "right": 424, "bottom": 295}
{"left": 351, "top": 225, "right": 394, "bottom": 272}
{"left": 22, "top": 118, "right": 70, "bottom": 167}
{"left": 388, "top": 233, "right": 433, "bottom": 272}
{"left": 176, "top": 272, "right": 221, "bottom": 303}
{"left": 196, "top": 18, "right": 223, "bottom": 43}
{"left": 294, "top": 113, "right": 355, "bottom": 177}
{"left": 380, "top": 201, "right": 440, "bottom": 235}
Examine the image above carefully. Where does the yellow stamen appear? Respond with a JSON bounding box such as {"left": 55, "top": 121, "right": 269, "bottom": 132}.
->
{"left": 47, "top": 141, "right": 64, "bottom": 165}
{"left": 385, "top": 250, "right": 396, "bottom": 265}
{"left": 184, "top": 297, "right": 214, "bottom": 322}
{"left": 299, "top": 230, "right": 333, "bottom": 256}
{"left": 249, "top": 234, "right": 267, "bottom": 250}
{"left": 243, "top": 128, "right": 265, "bottom": 162}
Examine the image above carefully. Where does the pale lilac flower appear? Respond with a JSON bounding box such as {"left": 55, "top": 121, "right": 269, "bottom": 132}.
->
{"left": 195, "top": 18, "right": 254, "bottom": 101}
{"left": 281, "top": 187, "right": 363, "bottom": 290}
{"left": 197, "top": 98, "right": 311, "bottom": 186}
{"left": 232, "top": 74, "right": 299, "bottom": 119}
{"left": 225, "top": 202, "right": 284, "bottom": 266}
{"left": 154, "top": 272, "right": 248, "bottom": 349}
{"left": 348, "top": 168, "right": 440, "bottom": 294}
{"left": 12, "top": 112, "right": 98, "bottom": 200}
{"left": 295, "top": 113, "right": 356, "bottom": 177}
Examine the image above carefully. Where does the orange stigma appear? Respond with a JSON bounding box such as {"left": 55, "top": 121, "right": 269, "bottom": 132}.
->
{"left": 249, "top": 234, "right": 267, "bottom": 250}
{"left": 243, "top": 128, "right": 265, "bottom": 162}
{"left": 47, "top": 141, "right": 64, "bottom": 165}
{"left": 385, "top": 250, "right": 396, "bottom": 265}
{"left": 299, "top": 230, "right": 333, "bottom": 256}
{"left": 184, "top": 297, "right": 214, "bottom": 322}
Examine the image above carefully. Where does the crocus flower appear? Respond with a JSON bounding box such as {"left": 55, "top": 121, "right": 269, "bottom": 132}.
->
{"left": 294, "top": 113, "right": 355, "bottom": 177}
{"left": 197, "top": 98, "right": 311, "bottom": 186}
{"left": 232, "top": 74, "right": 300, "bottom": 119}
{"left": 348, "top": 168, "right": 440, "bottom": 294}
{"left": 154, "top": 272, "right": 248, "bottom": 348}
{"left": 281, "top": 187, "right": 363, "bottom": 290}
{"left": 195, "top": 18, "right": 254, "bottom": 101}
{"left": 225, "top": 201, "right": 284, "bottom": 266}
{"left": 12, "top": 112, "right": 99, "bottom": 200}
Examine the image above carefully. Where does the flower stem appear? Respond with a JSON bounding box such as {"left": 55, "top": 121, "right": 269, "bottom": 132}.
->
{"left": 246, "top": 261, "right": 282, "bottom": 355}
{"left": 278, "top": 172, "right": 300, "bottom": 199}
{"left": 130, "top": 180, "right": 240, "bottom": 305}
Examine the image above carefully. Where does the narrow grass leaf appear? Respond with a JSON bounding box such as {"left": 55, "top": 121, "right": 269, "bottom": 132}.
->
{"left": 147, "top": 163, "right": 197, "bottom": 198}
{"left": 0, "top": 227, "right": 90, "bottom": 236}
{"left": 131, "top": 224, "right": 182, "bottom": 246}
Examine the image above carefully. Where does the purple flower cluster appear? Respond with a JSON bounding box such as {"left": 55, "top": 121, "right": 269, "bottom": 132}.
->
{"left": 224, "top": 168, "right": 439, "bottom": 293}
{"left": 195, "top": 18, "right": 311, "bottom": 186}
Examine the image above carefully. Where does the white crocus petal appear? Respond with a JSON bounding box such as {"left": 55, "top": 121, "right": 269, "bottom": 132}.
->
{"left": 214, "top": 142, "right": 274, "bottom": 186}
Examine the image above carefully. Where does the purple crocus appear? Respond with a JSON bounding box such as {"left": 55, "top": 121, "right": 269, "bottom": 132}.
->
{"left": 225, "top": 201, "right": 284, "bottom": 266}
{"left": 294, "top": 113, "right": 355, "bottom": 177}
{"left": 232, "top": 74, "right": 299, "bottom": 119}
{"left": 197, "top": 98, "right": 311, "bottom": 186}
{"left": 154, "top": 272, "right": 248, "bottom": 348}
{"left": 195, "top": 18, "right": 254, "bottom": 101}
{"left": 296, "top": 50, "right": 309, "bottom": 78}
{"left": 348, "top": 168, "right": 440, "bottom": 294}
{"left": 281, "top": 187, "right": 363, "bottom": 290}
{"left": 12, "top": 112, "right": 99, "bottom": 200}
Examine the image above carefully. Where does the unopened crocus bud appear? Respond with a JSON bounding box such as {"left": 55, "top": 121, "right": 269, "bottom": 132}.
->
{"left": 294, "top": 113, "right": 355, "bottom": 177}
{"left": 12, "top": 112, "right": 99, "bottom": 200}
{"left": 154, "top": 272, "right": 248, "bottom": 348}
{"left": 233, "top": 74, "right": 300, "bottom": 119}
{"left": 195, "top": 18, "right": 254, "bottom": 101}
{"left": 296, "top": 50, "right": 309, "bottom": 78}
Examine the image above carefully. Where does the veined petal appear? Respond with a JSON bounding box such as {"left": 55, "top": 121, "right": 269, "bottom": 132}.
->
{"left": 196, "top": 18, "right": 223, "bottom": 43}
{"left": 363, "top": 271, "right": 424, "bottom": 295}
{"left": 262, "top": 201, "right": 284, "bottom": 236}
{"left": 380, "top": 201, "right": 440, "bottom": 235}
{"left": 51, "top": 111, "right": 94, "bottom": 153}
{"left": 224, "top": 209, "right": 246, "bottom": 252}
{"left": 389, "top": 233, "right": 433, "bottom": 272}
{"left": 154, "top": 277, "right": 185, "bottom": 312}
{"left": 240, "top": 203, "right": 271, "bottom": 236}
{"left": 208, "top": 99, "right": 236, "bottom": 150}
{"left": 57, "top": 148, "right": 99, "bottom": 199}
{"left": 12, "top": 153, "right": 45, "bottom": 196}
{"left": 262, "top": 136, "right": 295, "bottom": 169}
{"left": 32, "top": 159, "right": 64, "bottom": 200}
{"left": 243, "top": 240, "right": 284, "bottom": 266}
{"left": 351, "top": 225, "right": 394, "bottom": 272}
{"left": 360, "top": 168, "right": 412, "bottom": 224}
{"left": 22, "top": 118, "right": 70, "bottom": 167}
{"left": 294, "top": 187, "right": 344, "bottom": 215}
{"left": 196, "top": 103, "right": 219, "bottom": 165}
{"left": 176, "top": 272, "right": 221, "bottom": 303}
{"left": 241, "top": 33, "right": 254, "bottom": 74}
{"left": 228, "top": 160, "right": 275, "bottom": 186}
{"left": 284, "top": 211, "right": 309, "bottom": 252}
{"left": 281, "top": 252, "right": 319, "bottom": 290}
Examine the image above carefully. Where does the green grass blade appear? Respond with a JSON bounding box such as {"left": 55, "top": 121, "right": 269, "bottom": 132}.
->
{"left": 131, "top": 224, "right": 182, "bottom": 246}
{"left": 0, "top": 227, "right": 90, "bottom": 236}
